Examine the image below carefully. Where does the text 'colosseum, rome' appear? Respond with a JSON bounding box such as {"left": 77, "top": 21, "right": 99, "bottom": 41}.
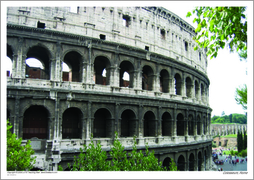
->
{"left": 6, "top": 6, "right": 213, "bottom": 171}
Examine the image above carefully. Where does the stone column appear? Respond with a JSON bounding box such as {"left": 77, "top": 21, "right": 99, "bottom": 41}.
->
{"left": 86, "top": 101, "right": 92, "bottom": 140}
{"left": 170, "top": 68, "right": 175, "bottom": 95}
{"left": 14, "top": 97, "right": 21, "bottom": 138}
{"left": 115, "top": 103, "right": 120, "bottom": 135}
{"left": 173, "top": 104, "right": 177, "bottom": 136}
{"left": 157, "top": 106, "right": 162, "bottom": 136}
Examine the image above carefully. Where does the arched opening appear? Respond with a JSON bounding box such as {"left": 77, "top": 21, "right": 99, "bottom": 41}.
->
{"left": 177, "top": 113, "right": 185, "bottom": 136}
{"left": 162, "top": 112, "right": 172, "bottom": 136}
{"left": 177, "top": 155, "right": 185, "bottom": 171}
{"left": 198, "top": 151, "right": 202, "bottom": 171}
{"left": 7, "top": 44, "right": 13, "bottom": 77}
{"left": 62, "top": 61, "right": 71, "bottom": 81}
{"left": 143, "top": 111, "right": 156, "bottom": 137}
{"left": 195, "top": 80, "right": 199, "bottom": 99}
{"left": 189, "top": 153, "right": 195, "bottom": 171}
{"left": 201, "top": 83, "right": 206, "bottom": 102}
{"left": 204, "top": 150, "right": 207, "bottom": 170}
{"left": 30, "top": 167, "right": 43, "bottom": 171}
{"left": 174, "top": 73, "right": 181, "bottom": 95}
{"left": 203, "top": 115, "right": 207, "bottom": 135}
{"left": 186, "top": 77, "right": 192, "bottom": 98}
{"left": 121, "top": 109, "right": 137, "bottom": 137}
{"left": 63, "top": 51, "right": 82, "bottom": 82}
{"left": 197, "top": 115, "right": 201, "bottom": 135}
{"left": 23, "top": 105, "right": 49, "bottom": 139}
{"left": 142, "top": 65, "right": 154, "bottom": 91}
{"left": 160, "top": 69, "right": 169, "bottom": 93}
{"left": 93, "top": 108, "right": 112, "bottom": 138}
{"left": 26, "top": 46, "right": 50, "bottom": 80}
{"left": 163, "top": 157, "right": 172, "bottom": 171}
{"left": 62, "top": 108, "right": 82, "bottom": 139}
{"left": 188, "top": 114, "right": 194, "bottom": 136}
{"left": 120, "top": 61, "right": 134, "bottom": 88}
{"left": 94, "top": 56, "right": 110, "bottom": 85}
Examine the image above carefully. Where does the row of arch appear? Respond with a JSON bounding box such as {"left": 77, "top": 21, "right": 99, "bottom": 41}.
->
{"left": 9, "top": 105, "right": 210, "bottom": 140}
{"left": 7, "top": 42, "right": 209, "bottom": 100}
{"left": 162, "top": 150, "right": 209, "bottom": 171}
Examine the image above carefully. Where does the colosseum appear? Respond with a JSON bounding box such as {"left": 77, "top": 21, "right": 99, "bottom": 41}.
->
{"left": 6, "top": 6, "right": 213, "bottom": 171}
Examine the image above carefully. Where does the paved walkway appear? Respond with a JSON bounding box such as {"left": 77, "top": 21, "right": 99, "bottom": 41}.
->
{"left": 216, "top": 155, "right": 247, "bottom": 171}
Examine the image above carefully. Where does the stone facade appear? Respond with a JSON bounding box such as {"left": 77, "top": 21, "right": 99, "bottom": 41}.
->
{"left": 6, "top": 6, "right": 212, "bottom": 171}
{"left": 211, "top": 124, "right": 247, "bottom": 136}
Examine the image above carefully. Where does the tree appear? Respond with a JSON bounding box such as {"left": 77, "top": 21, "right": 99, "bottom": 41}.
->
{"left": 229, "top": 114, "right": 232, "bottom": 123}
{"left": 235, "top": 84, "right": 247, "bottom": 110}
{"left": 243, "top": 130, "right": 247, "bottom": 150}
{"left": 7, "top": 120, "right": 36, "bottom": 171}
{"left": 59, "top": 133, "right": 177, "bottom": 171}
{"left": 187, "top": 6, "right": 247, "bottom": 59}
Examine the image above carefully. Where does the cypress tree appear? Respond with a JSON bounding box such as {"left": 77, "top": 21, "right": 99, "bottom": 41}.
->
{"left": 243, "top": 130, "right": 247, "bottom": 150}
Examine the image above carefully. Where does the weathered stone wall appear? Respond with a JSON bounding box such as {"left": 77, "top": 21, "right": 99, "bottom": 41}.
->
{"left": 213, "top": 137, "right": 237, "bottom": 148}
{"left": 6, "top": 6, "right": 212, "bottom": 171}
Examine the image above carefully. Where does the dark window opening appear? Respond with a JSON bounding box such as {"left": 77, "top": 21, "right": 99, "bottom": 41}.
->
{"left": 100, "top": 34, "right": 106, "bottom": 40}
{"left": 37, "top": 21, "right": 45, "bottom": 29}
{"left": 185, "top": 41, "right": 188, "bottom": 51}
{"left": 161, "top": 29, "right": 165, "bottom": 39}
{"left": 145, "top": 46, "right": 149, "bottom": 51}
{"left": 199, "top": 52, "right": 201, "bottom": 61}
{"left": 123, "top": 15, "right": 131, "bottom": 27}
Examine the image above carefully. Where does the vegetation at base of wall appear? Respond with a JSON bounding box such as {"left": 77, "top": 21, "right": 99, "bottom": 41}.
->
{"left": 211, "top": 113, "right": 247, "bottom": 124}
{"left": 7, "top": 120, "right": 36, "bottom": 171}
{"left": 220, "top": 134, "right": 237, "bottom": 138}
{"left": 58, "top": 133, "right": 177, "bottom": 171}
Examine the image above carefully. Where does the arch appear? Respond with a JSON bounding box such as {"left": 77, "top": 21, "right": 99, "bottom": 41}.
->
{"left": 120, "top": 61, "right": 134, "bottom": 88}
{"left": 197, "top": 115, "right": 202, "bottom": 135}
{"left": 23, "top": 105, "right": 49, "bottom": 139}
{"left": 142, "top": 65, "right": 154, "bottom": 91}
{"left": 62, "top": 107, "right": 82, "bottom": 139}
{"left": 7, "top": 44, "right": 13, "bottom": 60}
{"left": 162, "top": 157, "right": 172, "bottom": 171}
{"left": 143, "top": 111, "right": 156, "bottom": 137}
{"left": 201, "top": 83, "right": 206, "bottom": 102}
{"left": 177, "top": 155, "right": 185, "bottom": 171}
{"left": 63, "top": 51, "right": 83, "bottom": 82}
{"left": 198, "top": 151, "right": 202, "bottom": 171}
{"left": 174, "top": 73, "right": 181, "bottom": 95}
{"left": 162, "top": 112, "right": 172, "bottom": 136}
{"left": 26, "top": 45, "right": 51, "bottom": 80}
{"left": 188, "top": 114, "right": 194, "bottom": 136}
{"left": 160, "top": 69, "right": 169, "bottom": 93}
{"left": 120, "top": 109, "right": 137, "bottom": 137}
{"left": 195, "top": 80, "right": 199, "bottom": 99}
{"left": 186, "top": 77, "right": 192, "bottom": 98}
{"left": 93, "top": 108, "right": 112, "bottom": 138}
{"left": 7, "top": 44, "right": 13, "bottom": 77}
{"left": 177, "top": 113, "right": 185, "bottom": 136}
{"left": 94, "top": 56, "right": 111, "bottom": 85}
{"left": 189, "top": 153, "right": 195, "bottom": 171}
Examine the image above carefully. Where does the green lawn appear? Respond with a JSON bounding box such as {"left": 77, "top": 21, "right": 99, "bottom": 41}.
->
{"left": 220, "top": 134, "right": 237, "bottom": 138}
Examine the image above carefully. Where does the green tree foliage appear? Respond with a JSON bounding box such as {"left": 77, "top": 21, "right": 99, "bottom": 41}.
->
{"left": 7, "top": 120, "right": 36, "bottom": 171}
{"left": 211, "top": 113, "right": 247, "bottom": 124}
{"left": 235, "top": 84, "right": 247, "bottom": 110}
{"left": 237, "top": 131, "right": 244, "bottom": 153}
{"left": 187, "top": 7, "right": 247, "bottom": 59}
{"left": 243, "top": 130, "right": 247, "bottom": 150}
{"left": 59, "top": 133, "right": 177, "bottom": 171}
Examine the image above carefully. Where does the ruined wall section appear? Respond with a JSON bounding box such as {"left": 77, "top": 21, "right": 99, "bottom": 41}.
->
{"left": 6, "top": 6, "right": 207, "bottom": 74}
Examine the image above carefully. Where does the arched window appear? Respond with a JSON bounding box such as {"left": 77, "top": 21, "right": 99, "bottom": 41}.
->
{"left": 195, "top": 80, "right": 199, "bottom": 99}
{"left": 197, "top": 115, "right": 201, "bottom": 135}
{"left": 198, "top": 151, "right": 202, "bottom": 171}
{"left": 174, "top": 73, "right": 181, "bottom": 95}
{"left": 121, "top": 109, "right": 137, "bottom": 137}
{"left": 163, "top": 157, "right": 172, "bottom": 171}
{"left": 26, "top": 46, "right": 50, "bottom": 80}
{"left": 162, "top": 112, "right": 172, "bottom": 136}
{"left": 63, "top": 51, "right": 82, "bottom": 82}
{"left": 188, "top": 114, "right": 194, "bottom": 136}
{"left": 144, "top": 111, "right": 156, "bottom": 137}
{"left": 94, "top": 56, "right": 110, "bottom": 85}
{"left": 189, "top": 153, "right": 195, "bottom": 171}
{"left": 23, "top": 105, "right": 49, "bottom": 139}
{"left": 62, "top": 61, "right": 71, "bottom": 81}
{"left": 120, "top": 61, "right": 134, "bottom": 88}
{"left": 93, "top": 108, "right": 112, "bottom": 138}
{"left": 142, "top": 65, "right": 153, "bottom": 91}
{"left": 6, "top": 56, "right": 12, "bottom": 77}
{"left": 177, "top": 113, "right": 185, "bottom": 136}
{"left": 160, "top": 69, "right": 169, "bottom": 93}
{"left": 177, "top": 155, "right": 185, "bottom": 171}
{"left": 201, "top": 83, "right": 206, "bottom": 103}
{"left": 186, "top": 77, "right": 192, "bottom": 98}
{"left": 62, "top": 108, "right": 82, "bottom": 139}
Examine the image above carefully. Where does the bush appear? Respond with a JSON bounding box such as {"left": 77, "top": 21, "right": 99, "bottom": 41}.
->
{"left": 59, "top": 133, "right": 177, "bottom": 171}
{"left": 238, "top": 149, "right": 247, "bottom": 157}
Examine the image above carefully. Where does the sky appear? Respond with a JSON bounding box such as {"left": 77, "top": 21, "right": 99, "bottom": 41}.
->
{"left": 3, "top": 1, "right": 252, "bottom": 118}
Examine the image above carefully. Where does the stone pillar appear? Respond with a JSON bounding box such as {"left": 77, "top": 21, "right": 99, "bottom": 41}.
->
{"left": 82, "top": 61, "right": 88, "bottom": 84}
{"left": 194, "top": 110, "right": 197, "bottom": 136}
{"left": 154, "top": 64, "right": 160, "bottom": 92}
{"left": 170, "top": 68, "right": 175, "bottom": 95}
{"left": 14, "top": 97, "right": 21, "bottom": 138}
{"left": 138, "top": 104, "right": 143, "bottom": 138}
{"left": 115, "top": 103, "right": 120, "bottom": 135}
{"left": 136, "top": 59, "right": 142, "bottom": 90}
{"left": 157, "top": 106, "right": 162, "bottom": 136}
{"left": 173, "top": 104, "right": 177, "bottom": 136}
{"left": 86, "top": 101, "right": 92, "bottom": 140}
{"left": 54, "top": 95, "right": 60, "bottom": 139}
